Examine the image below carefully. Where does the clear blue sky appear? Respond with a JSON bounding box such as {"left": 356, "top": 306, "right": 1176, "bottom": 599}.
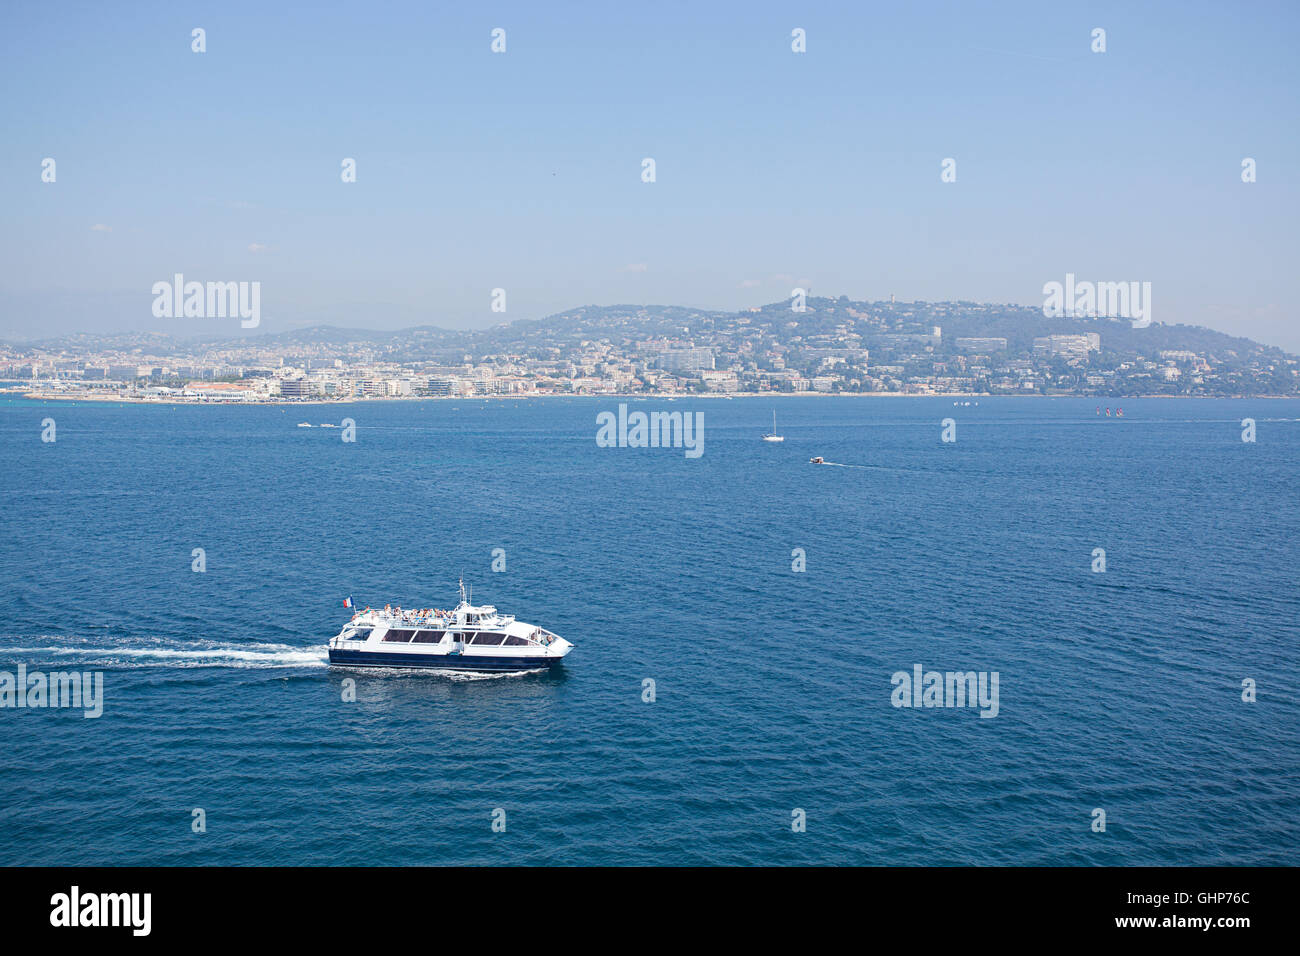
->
{"left": 2, "top": 1, "right": 1298, "bottom": 348}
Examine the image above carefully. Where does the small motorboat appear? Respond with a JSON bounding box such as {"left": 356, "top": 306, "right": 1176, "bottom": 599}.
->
{"left": 809, "top": 456, "right": 825, "bottom": 464}
{"left": 296, "top": 422, "right": 312, "bottom": 428}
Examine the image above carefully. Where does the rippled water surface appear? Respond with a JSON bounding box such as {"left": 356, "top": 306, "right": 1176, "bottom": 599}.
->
{"left": 1, "top": 396, "right": 1297, "bottom": 864}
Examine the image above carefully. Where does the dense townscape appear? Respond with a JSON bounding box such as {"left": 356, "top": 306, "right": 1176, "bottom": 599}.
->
{"left": 4, "top": 296, "right": 1296, "bottom": 402}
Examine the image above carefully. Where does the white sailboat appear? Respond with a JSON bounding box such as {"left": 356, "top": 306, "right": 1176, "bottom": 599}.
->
{"left": 762, "top": 410, "right": 784, "bottom": 442}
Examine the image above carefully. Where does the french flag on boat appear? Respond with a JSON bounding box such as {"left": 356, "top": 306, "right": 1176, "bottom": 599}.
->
{"left": 343, "top": 596, "right": 353, "bottom": 609}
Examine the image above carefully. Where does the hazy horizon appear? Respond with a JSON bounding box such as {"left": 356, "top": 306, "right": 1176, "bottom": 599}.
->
{"left": 3, "top": 1, "right": 1298, "bottom": 348}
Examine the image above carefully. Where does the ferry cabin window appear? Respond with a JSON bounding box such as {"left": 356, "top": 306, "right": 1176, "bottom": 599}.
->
{"left": 503, "top": 635, "right": 529, "bottom": 646}
{"left": 382, "top": 629, "right": 416, "bottom": 642}
{"left": 411, "top": 631, "right": 444, "bottom": 644}
{"left": 472, "top": 632, "right": 506, "bottom": 645}
{"left": 346, "top": 628, "right": 372, "bottom": 641}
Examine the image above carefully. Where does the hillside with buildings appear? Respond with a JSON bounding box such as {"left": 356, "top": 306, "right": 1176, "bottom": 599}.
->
{"left": 3, "top": 297, "right": 1296, "bottom": 401}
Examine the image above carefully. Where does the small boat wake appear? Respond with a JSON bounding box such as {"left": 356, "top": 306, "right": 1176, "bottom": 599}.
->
{"left": 809, "top": 459, "right": 869, "bottom": 468}
{"left": 0, "top": 634, "right": 328, "bottom": 669}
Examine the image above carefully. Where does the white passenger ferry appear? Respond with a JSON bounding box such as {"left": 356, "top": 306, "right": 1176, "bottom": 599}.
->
{"left": 328, "top": 580, "right": 573, "bottom": 673}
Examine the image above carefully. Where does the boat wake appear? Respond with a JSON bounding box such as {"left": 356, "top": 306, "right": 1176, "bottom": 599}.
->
{"left": 331, "top": 664, "right": 548, "bottom": 681}
{"left": 0, "top": 634, "right": 328, "bottom": 669}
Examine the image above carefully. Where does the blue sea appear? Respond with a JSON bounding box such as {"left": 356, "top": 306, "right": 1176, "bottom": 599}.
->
{"left": 1, "top": 396, "right": 1297, "bottom": 865}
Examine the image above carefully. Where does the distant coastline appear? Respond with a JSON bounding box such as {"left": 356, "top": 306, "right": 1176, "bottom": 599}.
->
{"left": 6, "top": 297, "right": 1297, "bottom": 404}
{"left": 11, "top": 388, "right": 1298, "bottom": 406}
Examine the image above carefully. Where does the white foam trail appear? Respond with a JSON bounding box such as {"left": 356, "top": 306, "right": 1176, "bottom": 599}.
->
{"left": 443, "top": 667, "right": 545, "bottom": 681}
{"left": 331, "top": 664, "right": 545, "bottom": 681}
{"left": 2, "top": 638, "right": 328, "bottom": 669}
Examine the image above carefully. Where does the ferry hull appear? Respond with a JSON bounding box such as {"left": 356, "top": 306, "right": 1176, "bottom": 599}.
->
{"left": 328, "top": 647, "right": 563, "bottom": 673}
